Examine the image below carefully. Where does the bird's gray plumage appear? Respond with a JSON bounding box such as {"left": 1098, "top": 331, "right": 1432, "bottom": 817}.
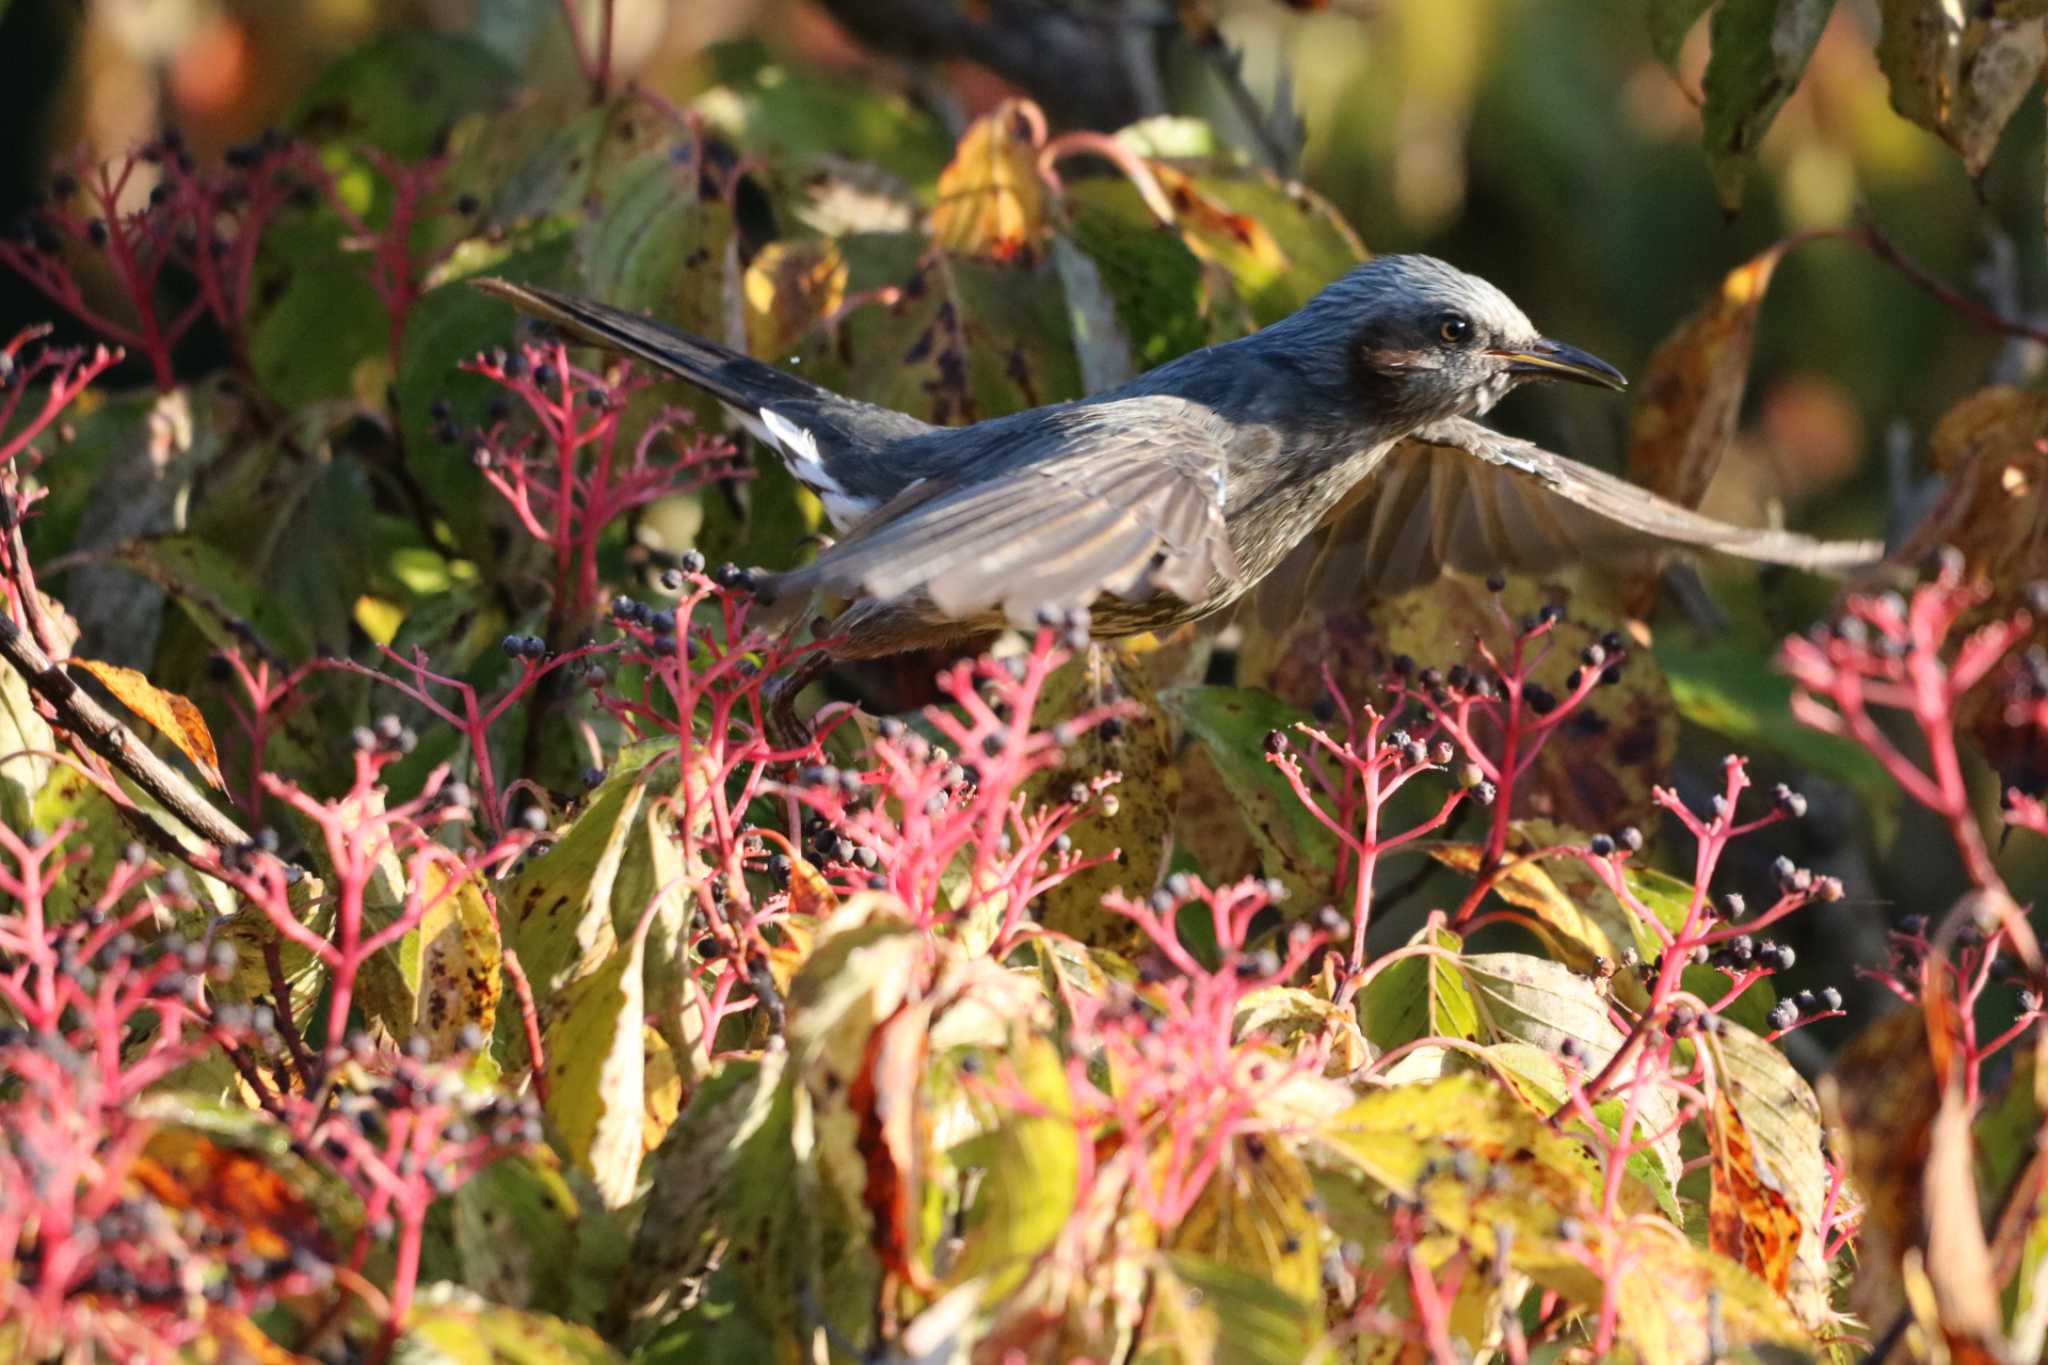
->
{"left": 477, "top": 257, "right": 1880, "bottom": 657}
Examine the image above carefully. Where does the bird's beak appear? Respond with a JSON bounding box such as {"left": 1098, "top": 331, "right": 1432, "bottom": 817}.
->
{"left": 1490, "top": 338, "right": 1628, "bottom": 391}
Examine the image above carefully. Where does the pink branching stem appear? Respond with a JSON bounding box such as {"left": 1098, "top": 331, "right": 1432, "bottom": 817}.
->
{"left": 311, "top": 148, "right": 452, "bottom": 368}
{"left": 329, "top": 641, "right": 607, "bottom": 839}
{"left": 1264, "top": 692, "right": 1468, "bottom": 991}
{"left": 0, "top": 138, "right": 301, "bottom": 389}
{"left": 467, "top": 341, "right": 745, "bottom": 629}
{"left": 0, "top": 329, "right": 121, "bottom": 466}
{"left": 216, "top": 649, "right": 319, "bottom": 822}
{"left": 1780, "top": 562, "right": 2031, "bottom": 911}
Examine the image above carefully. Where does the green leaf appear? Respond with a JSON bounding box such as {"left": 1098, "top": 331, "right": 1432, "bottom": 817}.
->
{"left": 1359, "top": 923, "right": 1476, "bottom": 1051}
{"left": 622, "top": 1055, "right": 790, "bottom": 1326}
{"left": 576, "top": 147, "right": 738, "bottom": 347}
{"left": 395, "top": 231, "right": 575, "bottom": 556}
{"left": 1160, "top": 686, "right": 1334, "bottom": 904}
{"left": 1136, "top": 1253, "right": 1319, "bottom": 1365}
{"left": 291, "top": 31, "right": 516, "bottom": 161}
{"left": 1460, "top": 952, "right": 1682, "bottom": 1194}
{"left": 1062, "top": 189, "right": 1212, "bottom": 372}
{"left": 248, "top": 203, "right": 392, "bottom": 408}
{"left": 1649, "top": 0, "right": 1720, "bottom": 69}
{"left": 0, "top": 621, "right": 53, "bottom": 831}
{"left": 455, "top": 1153, "right": 628, "bottom": 1323}
{"left": 396, "top": 1284, "right": 624, "bottom": 1364}
{"left": 1657, "top": 641, "right": 1898, "bottom": 838}
{"left": 949, "top": 1035, "right": 1079, "bottom": 1293}
{"left": 1700, "top": 0, "right": 1837, "bottom": 210}
{"left": 111, "top": 534, "right": 310, "bottom": 659}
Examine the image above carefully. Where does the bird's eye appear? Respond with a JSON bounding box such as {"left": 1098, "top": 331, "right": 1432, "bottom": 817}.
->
{"left": 1438, "top": 314, "right": 1474, "bottom": 346}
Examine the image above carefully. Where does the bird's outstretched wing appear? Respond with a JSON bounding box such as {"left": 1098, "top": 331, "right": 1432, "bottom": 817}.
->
{"left": 760, "top": 406, "right": 1240, "bottom": 628}
{"left": 1313, "top": 416, "right": 1885, "bottom": 599}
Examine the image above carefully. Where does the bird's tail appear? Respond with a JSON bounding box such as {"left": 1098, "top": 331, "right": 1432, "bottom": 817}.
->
{"left": 472, "top": 278, "right": 829, "bottom": 413}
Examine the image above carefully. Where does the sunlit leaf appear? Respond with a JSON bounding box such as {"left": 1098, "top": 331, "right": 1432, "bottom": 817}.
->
{"left": 1709, "top": 1092, "right": 1806, "bottom": 1298}
{"left": 743, "top": 238, "right": 848, "bottom": 358}
{"left": 1460, "top": 952, "right": 1682, "bottom": 1193}
{"left": 1429, "top": 843, "right": 1620, "bottom": 973}
{"left": 1627, "top": 244, "right": 1787, "bottom": 514}
{"left": 1135, "top": 1252, "right": 1320, "bottom": 1365}
{"left": 1358, "top": 922, "right": 1477, "bottom": 1052}
{"left": 542, "top": 929, "right": 648, "bottom": 1209}
{"left": 929, "top": 101, "right": 1049, "bottom": 265}
{"left": 948, "top": 1035, "right": 1079, "bottom": 1294}
{"left": 67, "top": 657, "right": 223, "bottom": 789}
{"left": 397, "top": 1284, "right": 623, "bottom": 1363}
{"left": 1711, "top": 1018, "right": 1833, "bottom": 1330}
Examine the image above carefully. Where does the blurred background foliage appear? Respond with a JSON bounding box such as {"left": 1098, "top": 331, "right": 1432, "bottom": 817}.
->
{"left": 4, "top": 0, "right": 2046, "bottom": 1056}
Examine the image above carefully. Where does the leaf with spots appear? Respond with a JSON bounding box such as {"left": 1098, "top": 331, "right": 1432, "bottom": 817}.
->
{"left": 1709, "top": 1092, "right": 1806, "bottom": 1302}
{"left": 542, "top": 923, "right": 648, "bottom": 1210}
{"left": 1164, "top": 1136, "right": 1324, "bottom": 1318}
{"left": 1710, "top": 1018, "right": 1833, "bottom": 1331}
{"left": 575, "top": 132, "right": 742, "bottom": 359}
{"left": 392, "top": 863, "right": 503, "bottom": 1061}
{"left": 455, "top": 1151, "right": 629, "bottom": 1322}
{"left": 1026, "top": 649, "right": 1180, "bottom": 951}
{"left": 742, "top": 238, "right": 848, "bottom": 359}
{"left": 1876, "top": 0, "right": 2048, "bottom": 177}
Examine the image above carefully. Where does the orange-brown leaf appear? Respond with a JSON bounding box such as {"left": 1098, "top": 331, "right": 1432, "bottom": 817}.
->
{"left": 70, "top": 657, "right": 225, "bottom": 790}
{"left": 130, "top": 1127, "right": 330, "bottom": 1264}
{"left": 929, "top": 100, "right": 1048, "bottom": 264}
{"left": 1626, "top": 245, "right": 1787, "bottom": 511}
{"left": 1709, "top": 1093, "right": 1804, "bottom": 1295}
{"left": 850, "top": 997, "right": 935, "bottom": 1292}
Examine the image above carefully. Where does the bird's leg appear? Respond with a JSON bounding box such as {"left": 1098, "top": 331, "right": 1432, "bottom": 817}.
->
{"left": 762, "top": 652, "right": 830, "bottom": 756}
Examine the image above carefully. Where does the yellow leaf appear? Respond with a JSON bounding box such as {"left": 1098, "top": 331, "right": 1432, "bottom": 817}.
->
{"left": 743, "top": 239, "right": 848, "bottom": 357}
{"left": 929, "top": 100, "right": 1048, "bottom": 264}
{"left": 70, "top": 656, "right": 225, "bottom": 790}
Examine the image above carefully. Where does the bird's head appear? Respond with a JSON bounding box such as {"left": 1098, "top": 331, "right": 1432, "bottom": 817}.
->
{"left": 1302, "top": 255, "right": 1626, "bottom": 426}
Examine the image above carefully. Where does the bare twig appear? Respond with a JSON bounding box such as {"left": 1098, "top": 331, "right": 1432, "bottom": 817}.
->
{"left": 0, "top": 614, "right": 250, "bottom": 852}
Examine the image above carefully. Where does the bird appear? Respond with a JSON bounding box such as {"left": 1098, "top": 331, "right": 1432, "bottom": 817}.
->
{"left": 477, "top": 256, "right": 1880, "bottom": 661}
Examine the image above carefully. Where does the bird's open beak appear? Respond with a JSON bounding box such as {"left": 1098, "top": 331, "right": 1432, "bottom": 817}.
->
{"left": 1491, "top": 338, "right": 1628, "bottom": 391}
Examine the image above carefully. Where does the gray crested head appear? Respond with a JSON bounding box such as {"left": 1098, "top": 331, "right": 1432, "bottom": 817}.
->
{"left": 1265, "top": 254, "right": 1626, "bottom": 428}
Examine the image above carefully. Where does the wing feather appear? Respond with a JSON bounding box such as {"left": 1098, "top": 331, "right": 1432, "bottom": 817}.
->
{"left": 758, "top": 409, "right": 1239, "bottom": 627}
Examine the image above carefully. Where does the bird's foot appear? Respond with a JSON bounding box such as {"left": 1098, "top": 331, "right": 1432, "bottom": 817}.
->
{"left": 761, "top": 653, "right": 829, "bottom": 758}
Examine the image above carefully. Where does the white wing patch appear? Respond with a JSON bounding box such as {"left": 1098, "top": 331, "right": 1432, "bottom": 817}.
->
{"left": 747, "top": 405, "right": 877, "bottom": 532}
